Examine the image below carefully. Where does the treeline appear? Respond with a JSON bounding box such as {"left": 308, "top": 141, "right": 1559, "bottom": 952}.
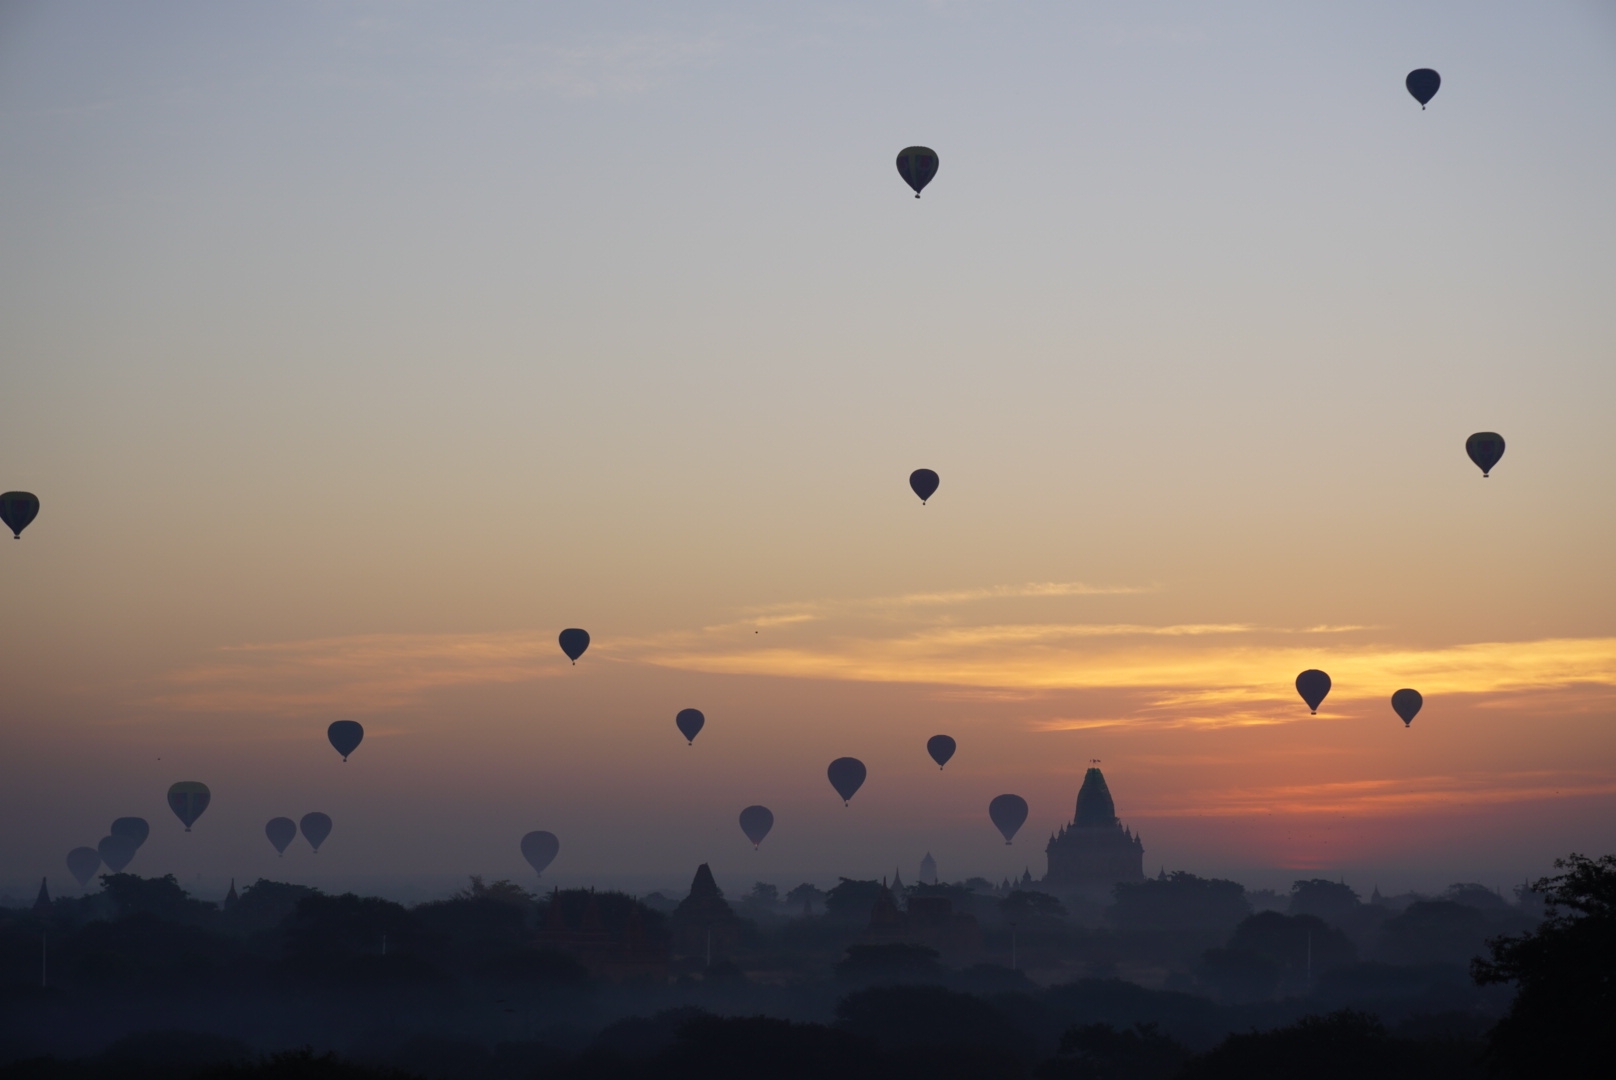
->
{"left": 0, "top": 854, "right": 1610, "bottom": 1078}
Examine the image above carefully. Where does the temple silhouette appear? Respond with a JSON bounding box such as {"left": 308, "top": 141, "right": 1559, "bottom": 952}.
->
{"left": 1042, "top": 766, "right": 1144, "bottom": 900}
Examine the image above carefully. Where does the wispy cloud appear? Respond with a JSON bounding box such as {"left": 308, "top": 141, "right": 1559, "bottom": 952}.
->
{"left": 1138, "top": 772, "right": 1616, "bottom": 818}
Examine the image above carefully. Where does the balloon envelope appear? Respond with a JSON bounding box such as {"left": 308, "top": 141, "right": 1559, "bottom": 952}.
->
{"left": 0, "top": 491, "right": 39, "bottom": 538}
{"left": 1406, "top": 68, "right": 1440, "bottom": 107}
{"left": 909, "top": 469, "right": 940, "bottom": 504}
{"left": 97, "top": 834, "right": 139, "bottom": 873}
{"left": 1295, "top": 670, "right": 1332, "bottom": 714}
{"left": 1391, "top": 688, "right": 1423, "bottom": 727}
{"left": 328, "top": 720, "right": 364, "bottom": 761}
{"left": 739, "top": 805, "right": 774, "bottom": 848}
{"left": 895, "top": 146, "right": 939, "bottom": 197}
{"left": 676, "top": 708, "right": 705, "bottom": 745}
{"left": 1466, "top": 432, "right": 1505, "bottom": 477}
{"left": 989, "top": 794, "right": 1029, "bottom": 845}
{"left": 110, "top": 817, "right": 150, "bottom": 847}
{"left": 300, "top": 812, "right": 333, "bottom": 853}
{"left": 521, "top": 830, "right": 560, "bottom": 875}
{"left": 559, "top": 628, "right": 590, "bottom": 662}
{"left": 167, "top": 781, "right": 211, "bottom": 831}
{"left": 926, "top": 735, "right": 956, "bottom": 770}
{"left": 827, "top": 757, "right": 867, "bottom": 805}
{"left": 265, "top": 817, "right": 296, "bottom": 855}
{"left": 66, "top": 847, "right": 101, "bottom": 889}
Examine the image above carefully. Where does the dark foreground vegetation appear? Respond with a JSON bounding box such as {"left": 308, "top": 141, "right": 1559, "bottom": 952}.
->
{"left": 1, "top": 854, "right": 1610, "bottom": 1079}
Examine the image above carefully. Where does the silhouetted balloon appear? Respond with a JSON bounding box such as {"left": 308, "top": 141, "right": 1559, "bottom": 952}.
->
{"left": 167, "top": 781, "right": 211, "bottom": 831}
{"left": 110, "top": 817, "right": 150, "bottom": 848}
{"left": 559, "top": 628, "right": 590, "bottom": 663}
{"left": 265, "top": 817, "right": 296, "bottom": 856}
{"left": 1295, "top": 670, "right": 1332, "bottom": 714}
{"left": 739, "top": 805, "right": 774, "bottom": 849}
{"left": 1391, "top": 688, "right": 1423, "bottom": 727}
{"left": 895, "top": 146, "right": 939, "bottom": 198}
{"left": 909, "top": 469, "right": 940, "bottom": 504}
{"left": 989, "top": 794, "right": 1029, "bottom": 845}
{"left": 676, "top": 708, "right": 705, "bottom": 745}
{"left": 521, "top": 830, "right": 560, "bottom": 875}
{"left": 328, "top": 720, "right": 364, "bottom": 761}
{"left": 1466, "top": 432, "right": 1505, "bottom": 477}
{"left": 1406, "top": 68, "right": 1440, "bottom": 108}
{"left": 97, "top": 834, "right": 139, "bottom": 873}
{"left": 0, "top": 492, "right": 39, "bottom": 539}
{"left": 926, "top": 735, "right": 956, "bottom": 770}
{"left": 66, "top": 847, "right": 101, "bottom": 889}
{"left": 300, "top": 812, "right": 332, "bottom": 853}
{"left": 827, "top": 757, "right": 867, "bottom": 805}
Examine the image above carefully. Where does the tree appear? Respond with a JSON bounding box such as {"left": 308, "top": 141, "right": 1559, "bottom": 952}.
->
{"left": 1001, "top": 890, "right": 1068, "bottom": 928}
{"left": 99, "top": 873, "right": 219, "bottom": 925}
{"left": 785, "top": 883, "right": 825, "bottom": 916}
{"left": 1038, "top": 1023, "right": 1190, "bottom": 1080}
{"left": 824, "top": 878, "right": 884, "bottom": 923}
{"left": 1472, "top": 853, "right": 1616, "bottom": 1076}
{"left": 1110, "top": 872, "right": 1250, "bottom": 935}
{"left": 1288, "top": 879, "right": 1360, "bottom": 925}
{"left": 1379, "top": 900, "right": 1489, "bottom": 966}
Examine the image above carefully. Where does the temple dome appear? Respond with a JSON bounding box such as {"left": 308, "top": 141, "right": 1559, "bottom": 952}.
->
{"left": 1074, "top": 767, "right": 1117, "bottom": 827}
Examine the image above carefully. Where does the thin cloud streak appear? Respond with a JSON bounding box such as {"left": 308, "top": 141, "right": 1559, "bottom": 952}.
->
{"left": 1136, "top": 772, "right": 1616, "bottom": 818}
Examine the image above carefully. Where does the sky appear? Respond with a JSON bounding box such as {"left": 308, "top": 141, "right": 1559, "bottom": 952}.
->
{"left": 1, "top": 0, "right": 1613, "bottom": 904}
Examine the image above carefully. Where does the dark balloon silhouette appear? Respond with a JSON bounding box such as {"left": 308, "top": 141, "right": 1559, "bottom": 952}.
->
{"left": 300, "top": 812, "right": 332, "bottom": 853}
{"left": 110, "top": 817, "right": 150, "bottom": 848}
{"left": 66, "top": 847, "right": 101, "bottom": 889}
{"left": 909, "top": 469, "right": 940, "bottom": 504}
{"left": 97, "top": 834, "right": 139, "bottom": 873}
{"left": 989, "top": 794, "right": 1029, "bottom": 845}
{"left": 676, "top": 708, "right": 705, "bottom": 745}
{"left": 895, "top": 146, "right": 939, "bottom": 198}
{"left": 1466, "top": 432, "right": 1505, "bottom": 477}
{"left": 1391, "top": 688, "right": 1423, "bottom": 727}
{"left": 738, "top": 805, "right": 774, "bottom": 849}
{"left": 327, "top": 720, "right": 364, "bottom": 761}
{"left": 926, "top": 735, "right": 956, "bottom": 770}
{"left": 1295, "top": 670, "right": 1332, "bottom": 714}
{"left": 1406, "top": 68, "right": 1440, "bottom": 108}
{"left": 521, "top": 830, "right": 560, "bottom": 876}
{"left": 0, "top": 492, "right": 39, "bottom": 538}
{"left": 167, "top": 781, "right": 211, "bottom": 832}
{"left": 559, "top": 628, "right": 590, "bottom": 663}
{"left": 265, "top": 817, "right": 296, "bottom": 856}
{"left": 827, "top": 757, "right": 867, "bottom": 805}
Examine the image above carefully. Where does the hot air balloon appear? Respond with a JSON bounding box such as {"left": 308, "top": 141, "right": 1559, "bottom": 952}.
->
{"left": 66, "top": 847, "right": 101, "bottom": 889}
{"left": 926, "top": 735, "right": 956, "bottom": 770}
{"left": 827, "top": 757, "right": 867, "bottom": 805}
{"left": 739, "top": 805, "right": 774, "bottom": 849}
{"left": 1406, "top": 68, "right": 1440, "bottom": 108}
{"left": 167, "top": 782, "right": 211, "bottom": 831}
{"left": 110, "top": 817, "right": 150, "bottom": 848}
{"left": 0, "top": 492, "right": 39, "bottom": 538}
{"left": 909, "top": 469, "right": 940, "bottom": 504}
{"left": 265, "top": 817, "right": 296, "bottom": 855}
{"left": 989, "top": 794, "right": 1029, "bottom": 845}
{"left": 1391, "top": 688, "right": 1423, "bottom": 727}
{"left": 559, "top": 628, "right": 590, "bottom": 663}
{"left": 521, "top": 830, "right": 560, "bottom": 876}
{"left": 97, "top": 834, "right": 139, "bottom": 873}
{"left": 676, "top": 708, "right": 705, "bottom": 745}
{"left": 1466, "top": 432, "right": 1505, "bottom": 477}
{"left": 328, "top": 720, "right": 364, "bottom": 761}
{"left": 300, "top": 812, "right": 332, "bottom": 853}
{"left": 895, "top": 146, "right": 939, "bottom": 198}
{"left": 1295, "top": 670, "right": 1332, "bottom": 714}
